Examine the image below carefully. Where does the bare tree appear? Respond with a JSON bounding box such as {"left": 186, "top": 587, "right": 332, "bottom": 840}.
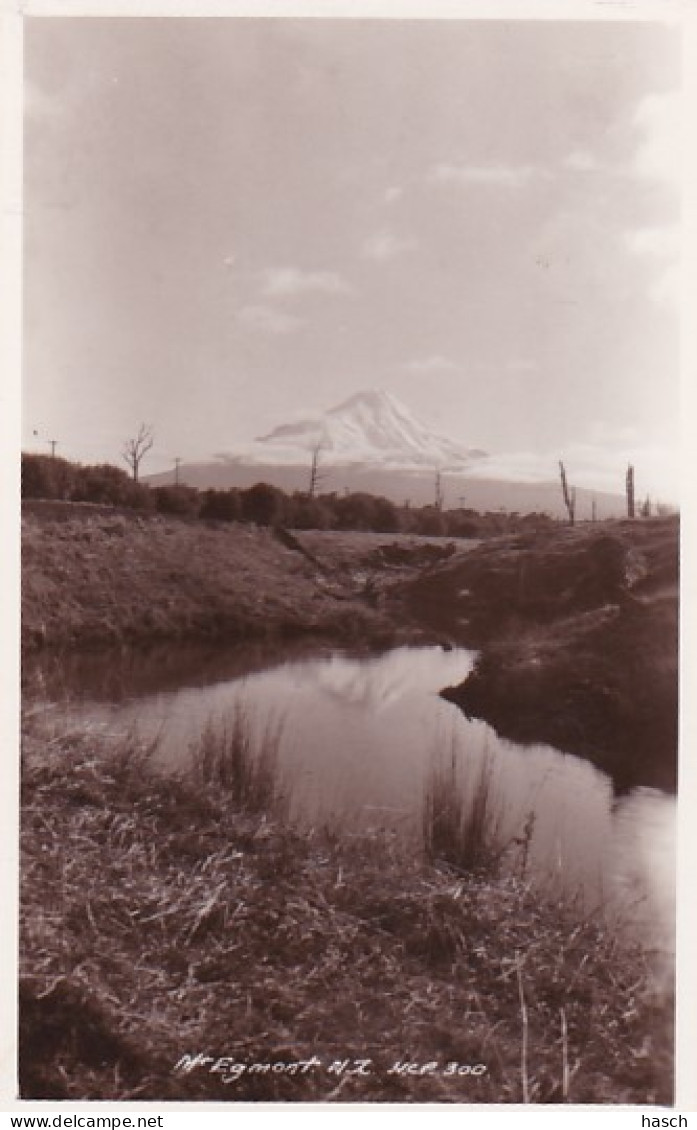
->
{"left": 559, "top": 461, "right": 576, "bottom": 526}
{"left": 308, "top": 442, "right": 326, "bottom": 498}
{"left": 122, "top": 424, "right": 154, "bottom": 482}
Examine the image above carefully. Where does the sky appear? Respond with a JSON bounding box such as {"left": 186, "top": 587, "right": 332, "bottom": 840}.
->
{"left": 22, "top": 15, "right": 683, "bottom": 500}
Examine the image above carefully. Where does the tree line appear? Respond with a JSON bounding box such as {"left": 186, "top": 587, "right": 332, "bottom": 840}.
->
{"left": 21, "top": 452, "right": 559, "bottom": 539}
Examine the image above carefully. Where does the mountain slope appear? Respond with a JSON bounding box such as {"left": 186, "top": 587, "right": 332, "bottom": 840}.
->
{"left": 256, "top": 389, "right": 485, "bottom": 469}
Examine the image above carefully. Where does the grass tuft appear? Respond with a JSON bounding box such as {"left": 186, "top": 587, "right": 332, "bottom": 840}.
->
{"left": 422, "top": 744, "right": 511, "bottom": 875}
{"left": 188, "top": 704, "right": 286, "bottom": 817}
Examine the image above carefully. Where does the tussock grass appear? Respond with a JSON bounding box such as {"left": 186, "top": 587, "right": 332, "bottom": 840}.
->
{"left": 19, "top": 713, "right": 674, "bottom": 1104}
{"left": 421, "top": 741, "right": 540, "bottom": 899}
{"left": 423, "top": 745, "right": 516, "bottom": 876}
{"left": 189, "top": 705, "right": 286, "bottom": 818}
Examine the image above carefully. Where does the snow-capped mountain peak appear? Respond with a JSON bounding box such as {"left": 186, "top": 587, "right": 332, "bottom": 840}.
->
{"left": 255, "top": 389, "right": 484, "bottom": 469}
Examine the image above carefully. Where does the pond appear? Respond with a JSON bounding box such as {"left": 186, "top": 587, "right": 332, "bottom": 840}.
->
{"left": 27, "top": 641, "right": 676, "bottom": 954}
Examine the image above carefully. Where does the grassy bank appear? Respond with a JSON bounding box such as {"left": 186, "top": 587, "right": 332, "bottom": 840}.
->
{"left": 21, "top": 503, "right": 410, "bottom": 652}
{"left": 20, "top": 713, "right": 673, "bottom": 1104}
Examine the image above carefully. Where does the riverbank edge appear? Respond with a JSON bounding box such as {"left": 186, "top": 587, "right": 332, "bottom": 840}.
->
{"left": 400, "top": 516, "right": 679, "bottom": 793}
{"left": 19, "top": 712, "right": 674, "bottom": 1104}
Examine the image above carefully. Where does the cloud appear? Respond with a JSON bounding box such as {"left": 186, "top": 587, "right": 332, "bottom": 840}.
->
{"left": 650, "top": 265, "right": 680, "bottom": 308}
{"left": 625, "top": 225, "right": 680, "bottom": 308}
{"left": 362, "top": 230, "right": 416, "bottom": 262}
{"left": 429, "top": 163, "right": 539, "bottom": 189}
{"left": 468, "top": 431, "right": 679, "bottom": 502}
{"left": 564, "top": 150, "right": 599, "bottom": 173}
{"left": 260, "top": 267, "right": 352, "bottom": 298}
{"left": 506, "top": 359, "right": 538, "bottom": 375}
{"left": 633, "top": 91, "right": 682, "bottom": 185}
{"left": 237, "top": 304, "right": 305, "bottom": 335}
{"left": 625, "top": 226, "right": 680, "bottom": 259}
{"left": 405, "top": 355, "right": 459, "bottom": 374}
{"left": 384, "top": 186, "right": 403, "bottom": 205}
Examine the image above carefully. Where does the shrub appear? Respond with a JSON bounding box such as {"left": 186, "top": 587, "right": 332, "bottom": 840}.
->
{"left": 21, "top": 454, "right": 77, "bottom": 501}
{"left": 152, "top": 485, "right": 201, "bottom": 518}
{"left": 333, "top": 492, "right": 381, "bottom": 531}
{"left": 72, "top": 463, "right": 153, "bottom": 510}
{"left": 413, "top": 506, "right": 448, "bottom": 537}
{"left": 288, "top": 494, "right": 333, "bottom": 530}
{"left": 371, "top": 496, "right": 401, "bottom": 533}
{"left": 199, "top": 489, "right": 242, "bottom": 522}
{"left": 240, "top": 483, "right": 288, "bottom": 526}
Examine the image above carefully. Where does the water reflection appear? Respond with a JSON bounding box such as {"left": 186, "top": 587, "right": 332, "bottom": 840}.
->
{"left": 29, "top": 642, "right": 675, "bottom": 947}
{"left": 609, "top": 788, "right": 676, "bottom": 972}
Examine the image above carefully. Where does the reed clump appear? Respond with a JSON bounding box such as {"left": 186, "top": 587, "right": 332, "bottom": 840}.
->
{"left": 20, "top": 712, "right": 674, "bottom": 1104}
{"left": 189, "top": 705, "right": 286, "bottom": 817}
{"left": 422, "top": 747, "right": 508, "bottom": 875}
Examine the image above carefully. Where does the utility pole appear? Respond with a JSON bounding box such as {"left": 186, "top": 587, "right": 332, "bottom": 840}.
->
{"left": 591, "top": 497, "right": 597, "bottom": 523}
{"left": 48, "top": 439, "right": 58, "bottom": 458}
{"left": 174, "top": 457, "right": 181, "bottom": 485}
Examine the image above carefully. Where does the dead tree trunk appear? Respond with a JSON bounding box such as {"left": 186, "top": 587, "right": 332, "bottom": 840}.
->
{"left": 559, "top": 461, "right": 576, "bottom": 526}
{"left": 308, "top": 443, "right": 325, "bottom": 498}
{"left": 626, "top": 464, "right": 635, "bottom": 519}
{"left": 122, "top": 423, "right": 154, "bottom": 483}
{"left": 434, "top": 470, "right": 444, "bottom": 511}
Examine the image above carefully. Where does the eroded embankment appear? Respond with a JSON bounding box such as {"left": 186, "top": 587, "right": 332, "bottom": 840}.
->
{"left": 21, "top": 502, "right": 402, "bottom": 652}
{"left": 398, "top": 517, "right": 679, "bottom": 793}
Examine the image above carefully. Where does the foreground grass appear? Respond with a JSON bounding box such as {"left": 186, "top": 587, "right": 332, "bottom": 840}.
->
{"left": 20, "top": 714, "right": 673, "bottom": 1104}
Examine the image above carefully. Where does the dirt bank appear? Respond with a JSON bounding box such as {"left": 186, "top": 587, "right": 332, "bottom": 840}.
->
{"left": 399, "top": 517, "right": 679, "bottom": 793}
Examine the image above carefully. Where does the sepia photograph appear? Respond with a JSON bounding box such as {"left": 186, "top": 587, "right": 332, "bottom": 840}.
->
{"left": 12, "top": 4, "right": 688, "bottom": 1108}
